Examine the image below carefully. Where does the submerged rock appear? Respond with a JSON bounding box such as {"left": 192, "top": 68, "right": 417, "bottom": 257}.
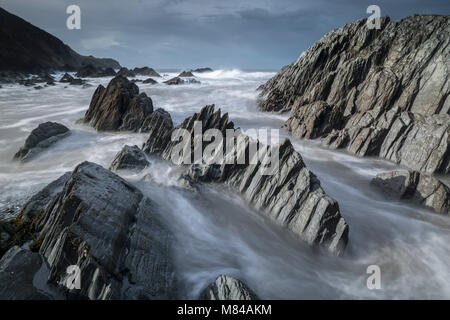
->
{"left": 200, "top": 275, "right": 259, "bottom": 300}
{"left": 143, "top": 105, "right": 349, "bottom": 255}
{"left": 110, "top": 145, "right": 150, "bottom": 172}
{"left": 0, "top": 246, "right": 48, "bottom": 299}
{"left": 259, "top": 15, "right": 450, "bottom": 174}
{"left": 371, "top": 170, "right": 450, "bottom": 214}
{"left": 1, "top": 162, "right": 177, "bottom": 299}
{"left": 82, "top": 75, "right": 171, "bottom": 132}
{"left": 164, "top": 76, "right": 200, "bottom": 85}
{"left": 133, "top": 67, "right": 161, "bottom": 77}
{"left": 13, "top": 122, "right": 70, "bottom": 161}
{"left": 191, "top": 67, "right": 213, "bottom": 73}
{"left": 143, "top": 78, "right": 158, "bottom": 84}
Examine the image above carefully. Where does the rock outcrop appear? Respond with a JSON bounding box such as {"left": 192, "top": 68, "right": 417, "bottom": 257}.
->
{"left": 191, "top": 67, "right": 213, "bottom": 73}
{"left": 117, "top": 67, "right": 136, "bottom": 78}
{"left": 178, "top": 71, "right": 195, "bottom": 77}
{"left": 200, "top": 275, "right": 258, "bottom": 300}
{"left": 59, "top": 73, "right": 84, "bottom": 85}
{"left": 0, "top": 162, "right": 177, "bottom": 299}
{"left": 143, "top": 105, "right": 349, "bottom": 255}
{"left": 371, "top": 170, "right": 450, "bottom": 214}
{"left": 110, "top": 145, "right": 150, "bottom": 172}
{"left": 133, "top": 67, "right": 161, "bottom": 77}
{"left": 259, "top": 15, "right": 450, "bottom": 174}
{"left": 143, "top": 78, "right": 158, "bottom": 84}
{"left": 164, "top": 77, "right": 200, "bottom": 85}
{"left": 0, "top": 8, "right": 120, "bottom": 73}
{"left": 13, "top": 122, "right": 70, "bottom": 161}
{"left": 76, "top": 65, "right": 116, "bottom": 78}
{"left": 81, "top": 75, "right": 172, "bottom": 132}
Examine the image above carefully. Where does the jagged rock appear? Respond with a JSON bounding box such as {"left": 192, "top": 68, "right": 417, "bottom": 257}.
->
{"left": 143, "top": 78, "right": 158, "bottom": 84}
{"left": 143, "top": 105, "right": 349, "bottom": 255}
{"left": 110, "top": 145, "right": 150, "bottom": 172}
{"left": 191, "top": 67, "right": 213, "bottom": 73}
{"left": 13, "top": 122, "right": 70, "bottom": 161}
{"left": 200, "top": 275, "right": 258, "bottom": 300}
{"left": 371, "top": 170, "right": 450, "bottom": 214}
{"left": 59, "top": 73, "right": 74, "bottom": 83}
{"left": 0, "top": 246, "right": 49, "bottom": 299}
{"left": 81, "top": 75, "right": 172, "bottom": 132}
{"left": 133, "top": 67, "right": 161, "bottom": 77}
{"left": 259, "top": 15, "right": 450, "bottom": 174}
{"left": 34, "top": 85, "right": 43, "bottom": 90}
{"left": 1, "top": 162, "right": 177, "bottom": 299}
{"left": 75, "top": 65, "right": 116, "bottom": 78}
{"left": 117, "top": 67, "right": 136, "bottom": 78}
{"left": 164, "top": 76, "right": 200, "bottom": 85}
{"left": 178, "top": 71, "right": 195, "bottom": 77}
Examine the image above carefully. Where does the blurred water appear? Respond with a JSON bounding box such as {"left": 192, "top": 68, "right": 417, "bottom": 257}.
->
{"left": 0, "top": 69, "right": 449, "bottom": 299}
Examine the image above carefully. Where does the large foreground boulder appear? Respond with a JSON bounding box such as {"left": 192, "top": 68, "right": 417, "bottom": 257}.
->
{"left": 13, "top": 122, "right": 70, "bottom": 161}
{"left": 0, "top": 162, "right": 177, "bottom": 299}
{"left": 143, "top": 105, "right": 349, "bottom": 255}
{"left": 200, "top": 275, "right": 259, "bottom": 300}
{"left": 259, "top": 15, "right": 450, "bottom": 174}
{"left": 81, "top": 75, "right": 172, "bottom": 132}
{"left": 371, "top": 170, "right": 450, "bottom": 214}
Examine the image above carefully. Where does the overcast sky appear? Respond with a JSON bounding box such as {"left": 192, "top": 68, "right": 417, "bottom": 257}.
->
{"left": 2, "top": 0, "right": 449, "bottom": 69}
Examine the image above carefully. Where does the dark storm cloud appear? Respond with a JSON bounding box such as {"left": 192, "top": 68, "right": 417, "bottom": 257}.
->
{"left": 1, "top": 0, "right": 449, "bottom": 68}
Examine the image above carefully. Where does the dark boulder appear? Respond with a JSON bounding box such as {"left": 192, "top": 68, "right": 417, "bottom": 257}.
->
{"left": 191, "top": 67, "right": 213, "bottom": 73}
{"left": 0, "top": 246, "right": 49, "bottom": 299}
{"left": 371, "top": 170, "right": 450, "bottom": 214}
{"left": 76, "top": 65, "right": 116, "bottom": 78}
{"left": 59, "top": 73, "right": 74, "bottom": 83}
{"left": 133, "top": 67, "right": 161, "bottom": 77}
{"left": 164, "top": 76, "right": 200, "bottom": 85}
{"left": 13, "top": 122, "right": 70, "bottom": 162}
{"left": 200, "top": 275, "right": 259, "bottom": 300}
{"left": 109, "top": 145, "right": 150, "bottom": 172}
{"left": 117, "top": 67, "right": 136, "bottom": 78}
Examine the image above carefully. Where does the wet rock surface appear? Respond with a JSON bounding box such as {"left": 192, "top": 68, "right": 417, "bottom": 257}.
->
{"left": 259, "top": 15, "right": 450, "bottom": 174}
{"left": 371, "top": 170, "right": 450, "bottom": 214}
{"left": 0, "top": 246, "right": 48, "bottom": 299}
{"left": 143, "top": 105, "right": 349, "bottom": 255}
{"left": 13, "top": 122, "right": 70, "bottom": 161}
{"left": 110, "top": 145, "right": 150, "bottom": 172}
{"left": 82, "top": 75, "right": 171, "bottom": 132}
{"left": 0, "top": 162, "right": 177, "bottom": 300}
{"left": 200, "top": 275, "right": 259, "bottom": 300}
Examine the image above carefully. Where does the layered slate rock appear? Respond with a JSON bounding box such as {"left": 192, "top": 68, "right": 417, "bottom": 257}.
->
{"left": 371, "top": 170, "right": 450, "bottom": 214}
{"left": 0, "top": 246, "right": 48, "bottom": 299}
{"left": 133, "top": 67, "right": 161, "bottom": 77}
{"left": 259, "top": 15, "right": 450, "bottom": 174}
{"left": 0, "top": 162, "right": 177, "bottom": 300}
{"left": 14, "top": 122, "right": 70, "bottom": 161}
{"left": 110, "top": 145, "right": 150, "bottom": 172}
{"left": 143, "top": 105, "right": 349, "bottom": 255}
{"left": 200, "top": 275, "right": 259, "bottom": 300}
{"left": 82, "top": 75, "right": 171, "bottom": 132}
